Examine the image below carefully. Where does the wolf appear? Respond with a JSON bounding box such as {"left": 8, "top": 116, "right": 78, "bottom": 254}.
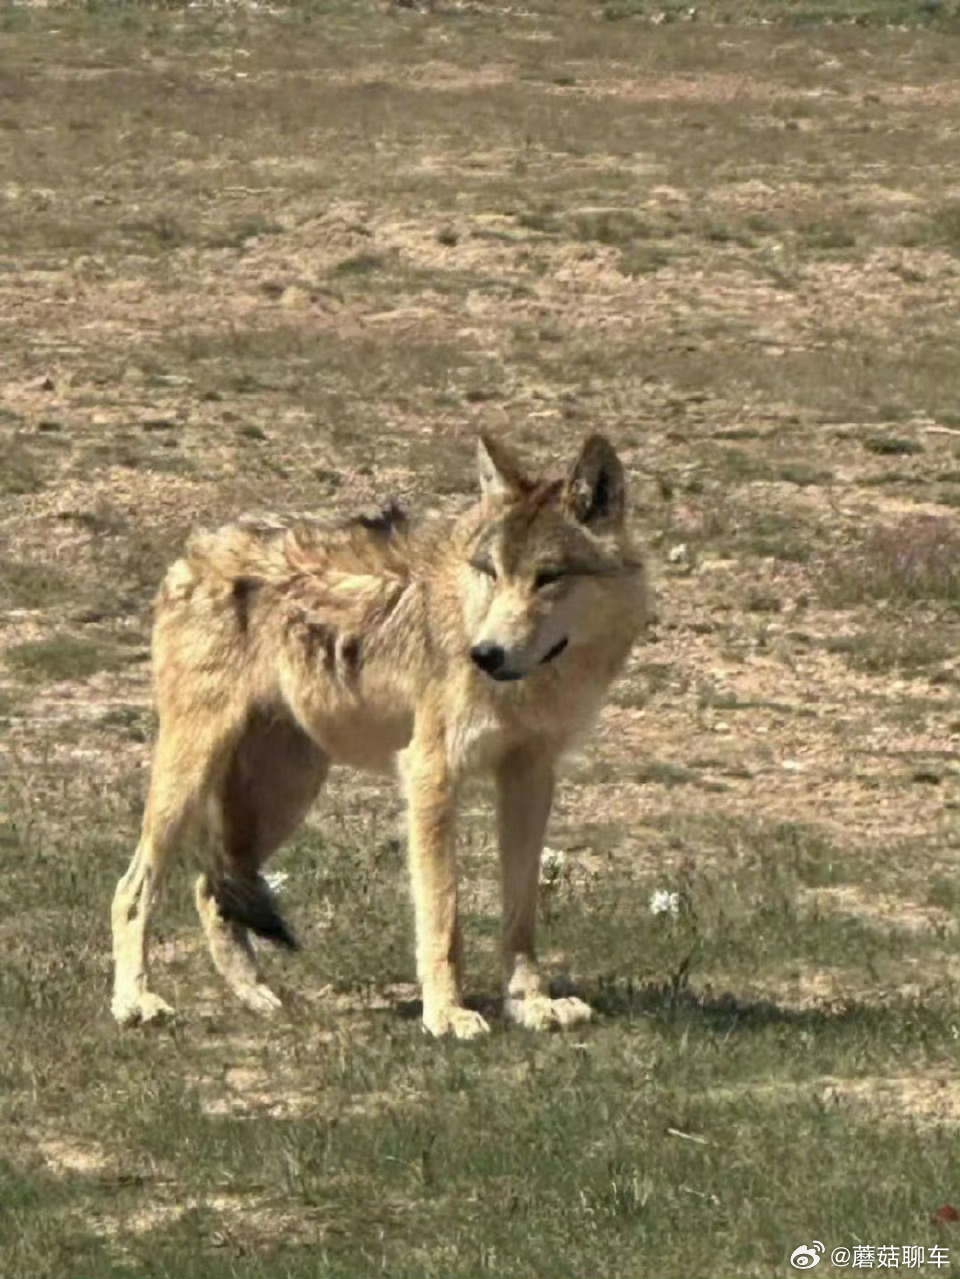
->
{"left": 110, "top": 433, "right": 650, "bottom": 1038}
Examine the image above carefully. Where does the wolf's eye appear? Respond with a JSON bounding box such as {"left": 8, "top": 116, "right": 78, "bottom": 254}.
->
{"left": 471, "top": 558, "right": 497, "bottom": 579}
{"left": 534, "top": 568, "right": 565, "bottom": 591}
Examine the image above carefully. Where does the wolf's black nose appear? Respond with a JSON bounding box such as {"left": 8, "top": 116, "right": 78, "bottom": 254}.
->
{"left": 471, "top": 642, "right": 506, "bottom": 675}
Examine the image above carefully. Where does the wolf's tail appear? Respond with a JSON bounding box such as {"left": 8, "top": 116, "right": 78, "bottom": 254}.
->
{"left": 209, "top": 870, "right": 299, "bottom": 950}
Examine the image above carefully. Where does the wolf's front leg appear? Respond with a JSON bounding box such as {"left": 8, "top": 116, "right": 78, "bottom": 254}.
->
{"left": 402, "top": 728, "right": 489, "bottom": 1040}
{"left": 496, "top": 749, "right": 593, "bottom": 1031}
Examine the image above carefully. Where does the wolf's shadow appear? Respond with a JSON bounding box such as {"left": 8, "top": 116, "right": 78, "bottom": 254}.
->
{"left": 388, "top": 976, "right": 900, "bottom": 1035}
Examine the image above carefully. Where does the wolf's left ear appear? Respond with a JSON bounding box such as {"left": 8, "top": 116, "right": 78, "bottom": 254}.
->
{"left": 564, "top": 435, "right": 626, "bottom": 528}
{"left": 477, "top": 434, "right": 528, "bottom": 503}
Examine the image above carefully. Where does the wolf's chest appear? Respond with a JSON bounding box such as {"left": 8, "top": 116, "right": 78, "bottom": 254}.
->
{"left": 444, "top": 703, "right": 512, "bottom": 775}
{"left": 441, "top": 677, "right": 605, "bottom": 778}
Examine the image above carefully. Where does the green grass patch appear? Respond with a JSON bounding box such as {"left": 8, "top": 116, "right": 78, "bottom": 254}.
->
{"left": 6, "top": 634, "right": 132, "bottom": 683}
{"left": 0, "top": 786, "right": 955, "bottom": 1279}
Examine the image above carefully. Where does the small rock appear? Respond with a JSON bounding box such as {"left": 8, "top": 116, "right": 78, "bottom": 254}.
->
{"left": 280, "top": 285, "right": 311, "bottom": 310}
{"left": 911, "top": 768, "right": 941, "bottom": 785}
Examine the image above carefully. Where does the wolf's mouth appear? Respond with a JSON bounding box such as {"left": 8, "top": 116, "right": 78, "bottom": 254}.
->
{"left": 540, "top": 637, "right": 569, "bottom": 666}
{"left": 484, "top": 638, "right": 569, "bottom": 683}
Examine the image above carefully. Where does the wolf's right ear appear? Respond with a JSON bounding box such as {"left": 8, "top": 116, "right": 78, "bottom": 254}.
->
{"left": 564, "top": 434, "right": 626, "bottom": 529}
{"left": 477, "top": 434, "right": 527, "bottom": 503}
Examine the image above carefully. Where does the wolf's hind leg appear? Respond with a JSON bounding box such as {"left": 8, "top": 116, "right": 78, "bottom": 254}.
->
{"left": 198, "top": 711, "right": 328, "bottom": 1014}
{"left": 112, "top": 723, "right": 226, "bottom": 1026}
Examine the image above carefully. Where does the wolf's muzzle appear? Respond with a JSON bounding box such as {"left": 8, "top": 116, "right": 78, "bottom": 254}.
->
{"left": 471, "top": 637, "right": 568, "bottom": 682}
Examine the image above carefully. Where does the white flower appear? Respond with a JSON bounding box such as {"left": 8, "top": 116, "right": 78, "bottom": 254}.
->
{"left": 649, "top": 889, "right": 680, "bottom": 917}
{"left": 264, "top": 870, "right": 290, "bottom": 894}
{"left": 540, "top": 847, "right": 567, "bottom": 883}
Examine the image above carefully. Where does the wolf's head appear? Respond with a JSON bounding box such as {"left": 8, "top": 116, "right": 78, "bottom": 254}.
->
{"left": 461, "top": 433, "right": 647, "bottom": 683}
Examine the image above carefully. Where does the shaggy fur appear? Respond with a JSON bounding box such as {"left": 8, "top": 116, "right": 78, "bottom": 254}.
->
{"left": 111, "top": 434, "right": 650, "bottom": 1037}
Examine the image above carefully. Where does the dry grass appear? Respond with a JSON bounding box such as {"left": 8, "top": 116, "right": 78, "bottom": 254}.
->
{"left": 818, "top": 514, "right": 960, "bottom": 608}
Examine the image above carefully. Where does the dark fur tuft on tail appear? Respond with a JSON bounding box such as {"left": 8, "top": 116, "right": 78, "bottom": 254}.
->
{"left": 210, "top": 872, "right": 299, "bottom": 951}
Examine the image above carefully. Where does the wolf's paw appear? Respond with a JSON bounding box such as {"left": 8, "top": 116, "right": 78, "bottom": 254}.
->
{"left": 234, "top": 981, "right": 283, "bottom": 1015}
{"left": 505, "top": 993, "right": 593, "bottom": 1032}
{"left": 423, "top": 1005, "right": 491, "bottom": 1040}
{"left": 112, "top": 989, "right": 175, "bottom": 1027}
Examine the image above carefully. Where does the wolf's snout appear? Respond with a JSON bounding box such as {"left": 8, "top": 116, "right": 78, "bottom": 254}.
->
{"left": 471, "top": 642, "right": 506, "bottom": 676}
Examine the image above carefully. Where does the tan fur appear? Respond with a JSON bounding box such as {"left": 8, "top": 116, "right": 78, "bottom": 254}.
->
{"left": 111, "top": 434, "right": 650, "bottom": 1037}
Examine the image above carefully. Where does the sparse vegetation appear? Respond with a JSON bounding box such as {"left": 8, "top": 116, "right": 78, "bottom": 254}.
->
{"left": 818, "top": 515, "right": 960, "bottom": 609}
{"left": 864, "top": 435, "right": 924, "bottom": 457}
{"left": 0, "top": 436, "right": 55, "bottom": 496}
{"left": 7, "top": 634, "right": 131, "bottom": 683}
{"left": 825, "top": 624, "right": 958, "bottom": 675}
{"left": 0, "top": 1, "right": 956, "bottom": 1277}
{"left": 331, "top": 251, "right": 392, "bottom": 277}
{"left": 0, "top": 561, "right": 77, "bottom": 610}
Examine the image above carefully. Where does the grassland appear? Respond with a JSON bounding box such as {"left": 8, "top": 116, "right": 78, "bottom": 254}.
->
{"left": 0, "top": 0, "right": 957, "bottom": 1276}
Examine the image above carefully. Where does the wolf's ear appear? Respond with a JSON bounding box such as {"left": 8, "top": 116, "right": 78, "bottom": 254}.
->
{"left": 564, "top": 435, "right": 626, "bottom": 528}
{"left": 477, "top": 434, "right": 527, "bottom": 503}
